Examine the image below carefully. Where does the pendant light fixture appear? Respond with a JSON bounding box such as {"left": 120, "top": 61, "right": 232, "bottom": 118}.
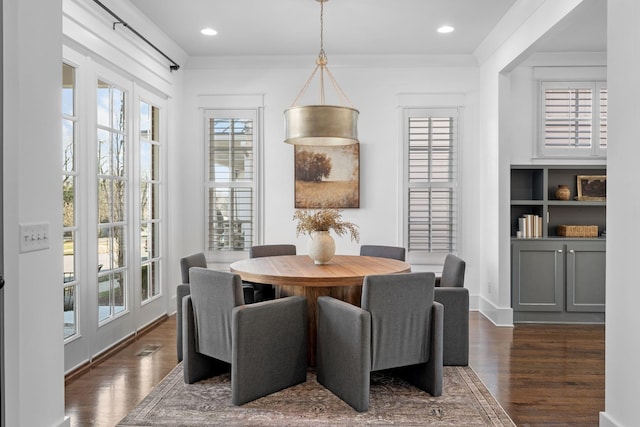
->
{"left": 284, "top": 0, "right": 359, "bottom": 146}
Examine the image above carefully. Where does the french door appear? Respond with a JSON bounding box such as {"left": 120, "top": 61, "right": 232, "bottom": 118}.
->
{"left": 63, "top": 48, "right": 167, "bottom": 372}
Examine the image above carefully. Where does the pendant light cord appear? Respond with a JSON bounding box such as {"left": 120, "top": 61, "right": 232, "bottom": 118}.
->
{"left": 318, "top": 0, "right": 327, "bottom": 64}
{"left": 289, "top": 0, "right": 354, "bottom": 109}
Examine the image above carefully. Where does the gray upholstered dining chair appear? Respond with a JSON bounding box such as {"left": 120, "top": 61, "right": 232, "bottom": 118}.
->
{"left": 182, "top": 268, "right": 307, "bottom": 405}
{"left": 176, "top": 252, "right": 255, "bottom": 362}
{"left": 434, "top": 253, "right": 469, "bottom": 366}
{"left": 248, "top": 244, "right": 297, "bottom": 302}
{"left": 317, "top": 272, "right": 443, "bottom": 412}
{"left": 359, "top": 244, "right": 406, "bottom": 261}
{"left": 436, "top": 253, "right": 466, "bottom": 287}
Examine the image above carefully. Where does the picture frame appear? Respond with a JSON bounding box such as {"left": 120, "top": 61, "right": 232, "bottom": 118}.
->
{"left": 294, "top": 143, "right": 360, "bottom": 208}
{"left": 576, "top": 175, "right": 606, "bottom": 201}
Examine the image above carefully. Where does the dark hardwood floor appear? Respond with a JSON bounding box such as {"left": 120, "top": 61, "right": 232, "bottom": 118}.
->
{"left": 65, "top": 312, "right": 605, "bottom": 426}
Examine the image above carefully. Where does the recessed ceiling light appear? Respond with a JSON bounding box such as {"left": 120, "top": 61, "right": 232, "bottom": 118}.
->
{"left": 201, "top": 28, "right": 218, "bottom": 36}
{"left": 437, "top": 25, "right": 455, "bottom": 34}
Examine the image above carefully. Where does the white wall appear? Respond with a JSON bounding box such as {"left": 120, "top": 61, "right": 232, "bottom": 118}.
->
{"left": 601, "top": 1, "right": 640, "bottom": 425}
{"left": 177, "top": 57, "right": 482, "bottom": 301}
{"left": 476, "top": 0, "right": 585, "bottom": 325}
{"left": 3, "top": 0, "right": 67, "bottom": 425}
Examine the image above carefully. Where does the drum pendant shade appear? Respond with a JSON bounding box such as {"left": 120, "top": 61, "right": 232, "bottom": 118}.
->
{"left": 284, "top": 105, "right": 359, "bottom": 146}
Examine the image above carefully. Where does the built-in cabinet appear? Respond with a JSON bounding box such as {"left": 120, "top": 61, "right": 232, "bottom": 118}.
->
{"left": 510, "top": 165, "right": 606, "bottom": 323}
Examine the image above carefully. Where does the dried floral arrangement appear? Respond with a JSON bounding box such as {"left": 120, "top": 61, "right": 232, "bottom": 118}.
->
{"left": 293, "top": 209, "right": 360, "bottom": 242}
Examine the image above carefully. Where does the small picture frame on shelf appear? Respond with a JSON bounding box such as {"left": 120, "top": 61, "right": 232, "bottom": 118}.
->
{"left": 576, "top": 175, "right": 606, "bottom": 201}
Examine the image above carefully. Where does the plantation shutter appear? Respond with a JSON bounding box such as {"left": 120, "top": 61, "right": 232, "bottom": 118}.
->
{"left": 205, "top": 111, "right": 256, "bottom": 253}
{"left": 540, "top": 81, "right": 607, "bottom": 157}
{"left": 599, "top": 85, "right": 607, "bottom": 150}
{"left": 405, "top": 109, "right": 458, "bottom": 254}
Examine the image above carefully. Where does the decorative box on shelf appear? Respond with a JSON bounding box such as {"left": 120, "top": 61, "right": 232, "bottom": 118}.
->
{"left": 557, "top": 225, "right": 599, "bottom": 238}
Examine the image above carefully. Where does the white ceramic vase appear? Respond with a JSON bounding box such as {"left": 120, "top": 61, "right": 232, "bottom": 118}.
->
{"left": 308, "top": 231, "right": 335, "bottom": 265}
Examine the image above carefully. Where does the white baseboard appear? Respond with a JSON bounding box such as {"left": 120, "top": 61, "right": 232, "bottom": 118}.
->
{"left": 169, "top": 294, "right": 177, "bottom": 316}
{"left": 477, "top": 296, "right": 513, "bottom": 327}
{"left": 57, "top": 416, "right": 71, "bottom": 427}
{"left": 599, "top": 412, "right": 621, "bottom": 427}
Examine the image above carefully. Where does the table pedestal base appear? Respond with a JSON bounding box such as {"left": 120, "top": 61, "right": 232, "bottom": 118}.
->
{"left": 277, "top": 284, "right": 362, "bottom": 367}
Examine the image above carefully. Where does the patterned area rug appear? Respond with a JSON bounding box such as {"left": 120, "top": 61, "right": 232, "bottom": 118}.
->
{"left": 119, "top": 364, "right": 515, "bottom": 426}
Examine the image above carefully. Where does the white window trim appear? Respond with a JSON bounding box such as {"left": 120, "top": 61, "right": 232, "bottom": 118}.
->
{"left": 537, "top": 80, "right": 607, "bottom": 159}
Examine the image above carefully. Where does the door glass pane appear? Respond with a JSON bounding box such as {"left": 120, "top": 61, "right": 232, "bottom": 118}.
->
{"left": 97, "top": 80, "right": 110, "bottom": 127}
{"left": 98, "top": 275, "right": 111, "bottom": 322}
{"left": 63, "top": 176, "right": 75, "bottom": 227}
{"left": 63, "top": 230, "right": 75, "bottom": 282}
{"left": 112, "top": 88, "right": 125, "bottom": 132}
{"left": 140, "top": 141, "right": 151, "bottom": 181}
{"left": 113, "top": 134, "right": 125, "bottom": 177}
{"left": 63, "top": 285, "right": 77, "bottom": 339}
{"left": 98, "top": 179, "right": 112, "bottom": 224}
{"left": 112, "top": 226, "right": 126, "bottom": 269}
{"left": 140, "top": 224, "right": 150, "bottom": 261}
{"left": 140, "top": 102, "right": 150, "bottom": 137}
{"left": 113, "top": 271, "right": 125, "bottom": 314}
{"left": 151, "top": 222, "right": 160, "bottom": 258}
{"left": 62, "top": 64, "right": 75, "bottom": 116}
{"left": 140, "top": 182, "right": 150, "bottom": 222}
{"left": 141, "top": 264, "right": 149, "bottom": 300}
{"left": 151, "top": 183, "right": 160, "bottom": 219}
{"left": 151, "top": 261, "right": 159, "bottom": 296}
{"left": 112, "top": 180, "right": 125, "bottom": 223}
{"left": 97, "top": 129, "right": 110, "bottom": 175}
{"left": 63, "top": 119, "right": 74, "bottom": 172}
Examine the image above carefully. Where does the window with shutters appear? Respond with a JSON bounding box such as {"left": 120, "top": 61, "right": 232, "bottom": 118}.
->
{"left": 404, "top": 108, "right": 459, "bottom": 263}
{"left": 539, "top": 81, "right": 607, "bottom": 157}
{"left": 205, "top": 110, "right": 258, "bottom": 258}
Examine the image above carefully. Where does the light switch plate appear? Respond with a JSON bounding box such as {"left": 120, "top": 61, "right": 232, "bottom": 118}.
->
{"left": 19, "top": 222, "right": 50, "bottom": 253}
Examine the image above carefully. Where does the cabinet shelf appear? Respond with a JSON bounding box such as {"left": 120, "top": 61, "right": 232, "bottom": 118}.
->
{"left": 547, "top": 200, "right": 606, "bottom": 206}
{"left": 511, "top": 200, "right": 544, "bottom": 205}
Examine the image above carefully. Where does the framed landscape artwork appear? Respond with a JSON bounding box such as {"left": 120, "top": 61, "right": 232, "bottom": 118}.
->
{"left": 294, "top": 143, "right": 360, "bottom": 208}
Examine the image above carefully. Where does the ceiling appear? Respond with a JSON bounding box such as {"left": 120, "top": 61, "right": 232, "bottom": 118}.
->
{"left": 128, "top": 0, "right": 606, "bottom": 58}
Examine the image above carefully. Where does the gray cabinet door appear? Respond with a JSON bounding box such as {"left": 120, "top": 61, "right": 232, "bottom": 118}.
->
{"left": 512, "top": 241, "right": 564, "bottom": 312}
{"left": 566, "top": 240, "right": 606, "bottom": 312}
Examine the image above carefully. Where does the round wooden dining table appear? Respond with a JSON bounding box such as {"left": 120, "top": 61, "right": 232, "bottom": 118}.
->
{"left": 230, "top": 254, "right": 411, "bottom": 366}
